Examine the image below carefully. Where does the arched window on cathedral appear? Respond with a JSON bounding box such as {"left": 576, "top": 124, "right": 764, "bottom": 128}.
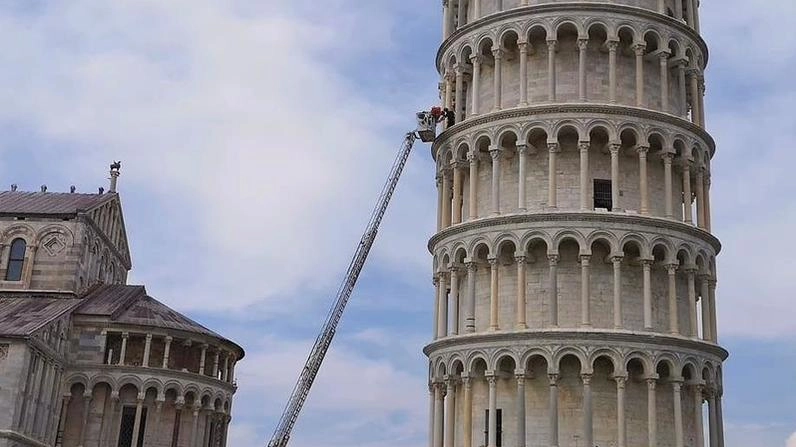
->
{"left": 6, "top": 238, "right": 27, "bottom": 281}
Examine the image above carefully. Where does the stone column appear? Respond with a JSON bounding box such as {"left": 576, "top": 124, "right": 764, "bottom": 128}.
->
{"left": 689, "top": 70, "right": 701, "bottom": 126}
{"left": 441, "top": 169, "right": 452, "bottom": 228}
{"left": 667, "top": 264, "right": 680, "bottom": 334}
{"left": 610, "top": 143, "right": 621, "bottom": 211}
{"left": 449, "top": 266, "right": 460, "bottom": 335}
{"left": 634, "top": 43, "right": 646, "bottom": 107}
{"left": 433, "top": 383, "right": 444, "bottom": 447}
{"left": 700, "top": 275, "right": 712, "bottom": 341}
{"left": 580, "top": 255, "right": 591, "bottom": 327}
{"left": 683, "top": 162, "right": 693, "bottom": 224}
{"left": 516, "top": 373, "right": 526, "bottom": 447}
{"left": 638, "top": 146, "right": 650, "bottom": 215}
{"left": 190, "top": 403, "right": 201, "bottom": 447}
{"left": 548, "top": 374, "right": 559, "bottom": 447}
{"left": 663, "top": 152, "right": 674, "bottom": 218}
{"left": 212, "top": 351, "right": 220, "bottom": 378}
{"left": 642, "top": 260, "right": 653, "bottom": 330}
{"left": 55, "top": 395, "right": 71, "bottom": 447}
{"left": 675, "top": 0, "right": 683, "bottom": 19}
{"left": 437, "top": 272, "right": 449, "bottom": 338}
{"left": 444, "top": 71, "right": 454, "bottom": 116}
{"left": 547, "top": 143, "right": 558, "bottom": 208}
{"left": 547, "top": 40, "right": 557, "bottom": 102}
{"left": 516, "top": 255, "right": 528, "bottom": 329}
{"left": 78, "top": 392, "right": 92, "bottom": 447}
{"left": 492, "top": 48, "right": 503, "bottom": 111}
{"left": 708, "top": 279, "right": 718, "bottom": 343}
{"left": 452, "top": 163, "right": 463, "bottom": 225}
{"left": 612, "top": 256, "right": 623, "bottom": 329}
{"left": 172, "top": 399, "right": 184, "bottom": 447}
{"left": 199, "top": 344, "right": 208, "bottom": 375}
{"left": 141, "top": 333, "right": 152, "bottom": 367}
{"left": 442, "top": 0, "right": 452, "bottom": 39}
{"left": 487, "top": 374, "right": 497, "bottom": 447}
{"left": 428, "top": 385, "right": 434, "bottom": 447}
{"left": 519, "top": 41, "right": 529, "bottom": 106}
{"left": 693, "top": 385, "right": 705, "bottom": 447}
{"left": 468, "top": 152, "right": 479, "bottom": 220}
{"left": 472, "top": 0, "right": 481, "bottom": 23}
{"left": 222, "top": 354, "right": 230, "bottom": 382}
{"left": 660, "top": 52, "right": 670, "bottom": 112}
{"left": 455, "top": 65, "right": 466, "bottom": 124}
{"left": 648, "top": 378, "right": 658, "bottom": 447}
{"left": 672, "top": 379, "right": 685, "bottom": 447}
{"left": 578, "top": 39, "right": 588, "bottom": 102}
{"left": 608, "top": 40, "right": 619, "bottom": 103}
{"left": 698, "top": 75, "right": 707, "bottom": 127}
{"left": 119, "top": 332, "right": 129, "bottom": 366}
{"left": 582, "top": 374, "right": 593, "bottom": 447}
{"left": 548, "top": 255, "right": 559, "bottom": 327}
{"left": 708, "top": 390, "right": 719, "bottom": 447}
{"left": 465, "top": 262, "right": 477, "bottom": 332}
{"left": 456, "top": 0, "right": 466, "bottom": 30}
{"left": 131, "top": 396, "right": 145, "bottom": 447}
{"left": 490, "top": 147, "right": 501, "bottom": 215}
{"left": 687, "top": 268, "right": 699, "bottom": 338}
{"left": 444, "top": 379, "right": 455, "bottom": 447}
{"left": 463, "top": 376, "right": 473, "bottom": 447}
{"left": 517, "top": 144, "right": 528, "bottom": 212}
{"left": 615, "top": 376, "right": 627, "bottom": 447}
{"left": 579, "top": 142, "right": 590, "bottom": 211}
{"left": 488, "top": 258, "right": 499, "bottom": 331}
{"left": 470, "top": 55, "right": 481, "bottom": 117}
{"left": 677, "top": 61, "right": 688, "bottom": 118}
{"left": 716, "top": 392, "right": 725, "bottom": 447}
{"left": 695, "top": 168, "right": 706, "bottom": 229}
{"left": 433, "top": 276, "right": 441, "bottom": 339}
{"left": 437, "top": 175, "right": 444, "bottom": 231}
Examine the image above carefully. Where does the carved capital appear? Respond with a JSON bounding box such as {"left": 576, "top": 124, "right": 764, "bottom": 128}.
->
{"left": 577, "top": 38, "right": 589, "bottom": 51}
{"left": 606, "top": 40, "right": 620, "bottom": 52}
{"left": 581, "top": 374, "right": 593, "bottom": 386}
{"left": 465, "top": 261, "right": 478, "bottom": 272}
{"left": 609, "top": 143, "right": 621, "bottom": 154}
{"left": 637, "top": 145, "right": 650, "bottom": 156}
{"left": 514, "top": 255, "right": 527, "bottom": 265}
{"left": 611, "top": 255, "right": 624, "bottom": 265}
{"left": 646, "top": 378, "right": 658, "bottom": 390}
{"left": 547, "top": 142, "right": 559, "bottom": 153}
{"left": 548, "top": 373, "right": 559, "bottom": 386}
{"left": 548, "top": 254, "right": 560, "bottom": 266}
{"left": 487, "top": 257, "right": 499, "bottom": 267}
{"left": 469, "top": 54, "right": 483, "bottom": 65}
{"left": 491, "top": 47, "right": 504, "bottom": 59}
{"left": 516, "top": 143, "right": 529, "bottom": 155}
{"left": 665, "top": 263, "right": 679, "bottom": 275}
{"left": 578, "top": 141, "right": 590, "bottom": 152}
{"left": 546, "top": 39, "right": 558, "bottom": 51}
{"left": 489, "top": 147, "right": 501, "bottom": 160}
{"left": 633, "top": 43, "right": 647, "bottom": 56}
{"left": 614, "top": 376, "right": 627, "bottom": 388}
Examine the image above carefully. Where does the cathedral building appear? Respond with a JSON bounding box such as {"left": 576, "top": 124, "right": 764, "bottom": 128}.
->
{"left": 426, "top": 1, "right": 726, "bottom": 447}
{"left": 0, "top": 166, "right": 243, "bottom": 447}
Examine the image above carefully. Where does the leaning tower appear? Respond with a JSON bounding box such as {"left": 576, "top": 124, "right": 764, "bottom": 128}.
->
{"left": 426, "top": 1, "right": 727, "bottom": 447}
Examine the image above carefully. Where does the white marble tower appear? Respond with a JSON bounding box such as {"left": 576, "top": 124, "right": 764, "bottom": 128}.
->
{"left": 425, "top": 1, "right": 727, "bottom": 447}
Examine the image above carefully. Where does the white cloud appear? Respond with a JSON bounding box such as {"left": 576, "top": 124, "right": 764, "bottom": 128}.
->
{"left": 788, "top": 432, "right": 796, "bottom": 447}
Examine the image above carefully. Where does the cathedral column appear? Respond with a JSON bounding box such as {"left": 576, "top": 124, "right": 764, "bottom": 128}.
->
{"left": 516, "top": 255, "right": 528, "bottom": 329}
{"left": 578, "top": 39, "right": 588, "bottom": 102}
{"left": 472, "top": 0, "right": 481, "bottom": 22}
{"left": 709, "top": 279, "right": 718, "bottom": 343}
{"left": 432, "top": 275, "right": 440, "bottom": 338}
{"left": 634, "top": 43, "right": 646, "bottom": 107}
{"left": 672, "top": 379, "right": 685, "bottom": 447}
{"left": 516, "top": 372, "right": 526, "bottom": 447}
{"left": 663, "top": 152, "right": 675, "bottom": 218}
{"left": 608, "top": 40, "right": 619, "bottom": 103}
{"left": 716, "top": 392, "right": 726, "bottom": 447}
{"left": 428, "top": 386, "right": 434, "bottom": 447}
{"left": 444, "top": 71, "right": 454, "bottom": 116}
{"left": 433, "top": 383, "right": 444, "bottom": 447}
{"left": 490, "top": 147, "right": 502, "bottom": 215}
{"left": 695, "top": 168, "right": 706, "bottom": 229}
{"left": 55, "top": 395, "right": 71, "bottom": 447}
{"left": 548, "top": 374, "right": 559, "bottom": 447}
{"left": 468, "top": 152, "right": 479, "bottom": 220}
{"left": 579, "top": 142, "right": 590, "bottom": 211}
{"left": 189, "top": 402, "right": 201, "bottom": 447}
{"left": 442, "top": 0, "right": 453, "bottom": 39}
{"left": 547, "top": 143, "right": 559, "bottom": 208}
{"left": 615, "top": 376, "right": 627, "bottom": 447}
{"left": 642, "top": 260, "right": 653, "bottom": 330}
{"left": 548, "top": 255, "right": 559, "bottom": 327}
{"left": 660, "top": 52, "right": 670, "bottom": 112}
{"left": 212, "top": 351, "right": 220, "bottom": 378}
{"left": 612, "top": 256, "right": 623, "bottom": 329}
{"left": 199, "top": 343, "right": 208, "bottom": 375}
{"left": 708, "top": 390, "right": 719, "bottom": 447}
{"left": 492, "top": 48, "right": 503, "bottom": 111}
{"left": 677, "top": 60, "right": 688, "bottom": 118}
{"left": 131, "top": 395, "right": 145, "bottom": 447}
{"left": 700, "top": 275, "right": 712, "bottom": 341}
{"left": 698, "top": 75, "right": 706, "bottom": 127}
{"left": 437, "top": 175, "right": 444, "bottom": 231}
{"left": 77, "top": 392, "right": 92, "bottom": 447}
{"left": 547, "top": 40, "right": 557, "bottom": 102}
{"left": 488, "top": 258, "right": 499, "bottom": 331}
{"left": 580, "top": 255, "right": 591, "bottom": 327}
{"left": 222, "top": 353, "right": 230, "bottom": 382}
{"left": 689, "top": 70, "right": 701, "bottom": 126}
{"left": 610, "top": 143, "right": 621, "bottom": 211}
{"left": 704, "top": 175, "right": 713, "bottom": 231}
{"left": 452, "top": 162, "right": 463, "bottom": 225}
{"left": 667, "top": 264, "right": 680, "bottom": 334}
{"left": 437, "top": 272, "right": 449, "bottom": 339}
{"left": 675, "top": 0, "right": 683, "bottom": 20}
{"left": 455, "top": 64, "right": 466, "bottom": 124}
{"left": 693, "top": 384, "right": 705, "bottom": 447}
{"left": 582, "top": 374, "right": 593, "bottom": 447}
{"left": 638, "top": 146, "right": 650, "bottom": 215}
{"left": 449, "top": 266, "right": 460, "bottom": 335}
{"left": 462, "top": 376, "right": 473, "bottom": 447}
{"left": 686, "top": 268, "right": 699, "bottom": 338}
{"left": 487, "top": 374, "right": 498, "bottom": 447}
{"left": 517, "top": 144, "right": 528, "bottom": 212}
{"left": 682, "top": 161, "right": 693, "bottom": 224}
{"left": 519, "top": 41, "right": 529, "bottom": 106}
{"left": 470, "top": 55, "right": 481, "bottom": 117}
{"left": 444, "top": 379, "right": 456, "bottom": 447}
{"left": 442, "top": 168, "right": 452, "bottom": 228}
{"left": 119, "top": 332, "right": 128, "bottom": 366}
{"left": 456, "top": 0, "right": 466, "bottom": 30}
{"left": 465, "top": 262, "right": 477, "bottom": 332}
{"left": 648, "top": 378, "right": 658, "bottom": 447}
{"left": 143, "top": 333, "right": 152, "bottom": 367}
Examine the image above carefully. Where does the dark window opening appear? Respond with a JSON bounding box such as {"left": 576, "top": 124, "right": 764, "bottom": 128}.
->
{"left": 483, "top": 409, "right": 503, "bottom": 447}
{"left": 118, "top": 406, "right": 147, "bottom": 447}
{"left": 594, "top": 179, "right": 613, "bottom": 210}
{"left": 5, "top": 238, "right": 26, "bottom": 281}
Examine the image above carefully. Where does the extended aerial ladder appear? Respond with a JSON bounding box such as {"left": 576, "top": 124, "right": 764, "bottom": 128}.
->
{"left": 266, "top": 113, "right": 438, "bottom": 447}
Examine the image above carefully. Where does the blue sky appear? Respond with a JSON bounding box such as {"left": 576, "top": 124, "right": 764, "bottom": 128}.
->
{"left": 0, "top": 1, "right": 793, "bottom": 446}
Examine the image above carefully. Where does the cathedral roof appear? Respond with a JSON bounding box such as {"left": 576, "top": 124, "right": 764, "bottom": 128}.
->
{"left": 0, "top": 191, "right": 115, "bottom": 216}
{"left": 0, "top": 296, "right": 82, "bottom": 336}
{"left": 76, "top": 285, "right": 242, "bottom": 355}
